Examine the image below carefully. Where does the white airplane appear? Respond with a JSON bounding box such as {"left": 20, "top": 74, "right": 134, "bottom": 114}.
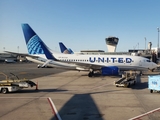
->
{"left": 7, "top": 23, "right": 158, "bottom": 77}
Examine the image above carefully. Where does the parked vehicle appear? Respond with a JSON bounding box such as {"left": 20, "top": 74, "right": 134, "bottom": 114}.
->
{"left": 0, "top": 72, "right": 36, "bottom": 94}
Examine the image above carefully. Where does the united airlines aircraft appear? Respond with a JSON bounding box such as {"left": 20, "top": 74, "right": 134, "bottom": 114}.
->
{"left": 21, "top": 23, "right": 157, "bottom": 77}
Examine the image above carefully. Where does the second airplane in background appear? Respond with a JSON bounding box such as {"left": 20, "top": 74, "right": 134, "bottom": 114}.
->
{"left": 21, "top": 23, "right": 157, "bottom": 77}
{"left": 59, "top": 42, "right": 74, "bottom": 54}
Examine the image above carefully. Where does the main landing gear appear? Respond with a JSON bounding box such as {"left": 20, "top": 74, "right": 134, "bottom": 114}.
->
{"left": 88, "top": 71, "right": 94, "bottom": 77}
{"left": 37, "top": 64, "right": 45, "bottom": 68}
{"left": 88, "top": 69, "right": 95, "bottom": 77}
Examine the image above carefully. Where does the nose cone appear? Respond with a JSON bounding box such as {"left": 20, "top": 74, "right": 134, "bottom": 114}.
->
{"left": 152, "top": 62, "right": 158, "bottom": 70}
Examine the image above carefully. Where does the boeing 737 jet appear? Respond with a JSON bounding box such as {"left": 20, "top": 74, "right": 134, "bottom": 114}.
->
{"left": 19, "top": 23, "right": 158, "bottom": 77}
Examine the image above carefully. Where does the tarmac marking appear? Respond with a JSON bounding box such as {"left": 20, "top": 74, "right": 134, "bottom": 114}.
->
{"left": 47, "top": 97, "right": 62, "bottom": 120}
{"left": 129, "top": 107, "right": 160, "bottom": 120}
{"left": 91, "top": 82, "right": 112, "bottom": 90}
{"left": 0, "top": 97, "right": 62, "bottom": 120}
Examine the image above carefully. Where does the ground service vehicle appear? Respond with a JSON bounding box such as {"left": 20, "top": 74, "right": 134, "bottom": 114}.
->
{"left": 148, "top": 75, "right": 160, "bottom": 93}
{"left": 0, "top": 72, "right": 36, "bottom": 94}
{"left": 114, "top": 71, "right": 137, "bottom": 87}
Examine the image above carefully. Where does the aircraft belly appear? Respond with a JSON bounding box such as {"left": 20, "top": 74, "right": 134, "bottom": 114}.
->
{"left": 118, "top": 66, "right": 148, "bottom": 71}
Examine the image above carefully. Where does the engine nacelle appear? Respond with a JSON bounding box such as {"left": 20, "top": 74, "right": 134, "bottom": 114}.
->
{"left": 101, "top": 66, "right": 119, "bottom": 76}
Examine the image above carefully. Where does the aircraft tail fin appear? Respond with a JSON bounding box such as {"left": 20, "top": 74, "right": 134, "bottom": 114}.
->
{"left": 21, "top": 23, "right": 56, "bottom": 60}
{"left": 59, "top": 42, "right": 74, "bottom": 54}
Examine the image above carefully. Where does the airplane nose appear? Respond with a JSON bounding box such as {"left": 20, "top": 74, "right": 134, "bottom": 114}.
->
{"left": 153, "top": 63, "right": 158, "bottom": 69}
{"left": 149, "top": 62, "right": 158, "bottom": 72}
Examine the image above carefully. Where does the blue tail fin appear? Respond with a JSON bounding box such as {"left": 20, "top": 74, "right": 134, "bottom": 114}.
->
{"left": 68, "top": 48, "right": 74, "bottom": 54}
{"left": 59, "top": 42, "right": 74, "bottom": 54}
{"left": 21, "top": 24, "right": 56, "bottom": 60}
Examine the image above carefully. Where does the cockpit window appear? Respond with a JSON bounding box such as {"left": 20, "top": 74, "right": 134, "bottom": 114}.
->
{"left": 146, "top": 60, "right": 151, "bottom": 62}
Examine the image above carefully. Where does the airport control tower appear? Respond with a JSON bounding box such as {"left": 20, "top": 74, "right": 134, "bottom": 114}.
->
{"left": 105, "top": 37, "right": 119, "bottom": 52}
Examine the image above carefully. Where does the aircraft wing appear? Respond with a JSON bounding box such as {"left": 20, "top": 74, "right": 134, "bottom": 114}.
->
{"left": 4, "top": 51, "right": 39, "bottom": 59}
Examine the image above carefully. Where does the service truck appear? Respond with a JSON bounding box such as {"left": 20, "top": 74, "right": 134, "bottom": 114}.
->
{"left": 114, "top": 71, "right": 137, "bottom": 87}
{"left": 0, "top": 72, "right": 36, "bottom": 94}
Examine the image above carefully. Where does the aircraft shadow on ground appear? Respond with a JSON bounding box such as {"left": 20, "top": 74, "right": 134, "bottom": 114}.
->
{"left": 81, "top": 73, "right": 121, "bottom": 78}
{"left": 49, "top": 89, "right": 124, "bottom": 120}
{"left": 50, "top": 93, "right": 104, "bottom": 120}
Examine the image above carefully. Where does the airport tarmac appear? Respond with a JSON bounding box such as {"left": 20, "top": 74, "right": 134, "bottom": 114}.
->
{"left": 0, "top": 63, "right": 160, "bottom": 120}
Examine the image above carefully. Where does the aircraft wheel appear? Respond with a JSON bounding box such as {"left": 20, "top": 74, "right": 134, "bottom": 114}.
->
{"left": 37, "top": 65, "right": 41, "bottom": 68}
{"left": 127, "top": 83, "right": 130, "bottom": 88}
{"left": 133, "top": 81, "right": 136, "bottom": 85}
{"left": 2, "top": 88, "right": 8, "bottom": 94}
{"left": 88, "top": 72, "right": 93, "bottom": 77}
{"left": 150, "top": 90, "right": 153, "bottom": 93}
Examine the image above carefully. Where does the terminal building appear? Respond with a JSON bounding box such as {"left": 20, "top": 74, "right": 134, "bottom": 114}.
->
{"left": 0, "top": 53, "right": 17, "bottom": 62}
{"left": 0, "top": 53, "right": 26, "bottom": 63}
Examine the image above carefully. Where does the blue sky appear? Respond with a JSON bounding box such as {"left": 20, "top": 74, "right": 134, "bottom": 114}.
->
{"left": 0, "top": 0, "right": 160, "bottom": 53}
